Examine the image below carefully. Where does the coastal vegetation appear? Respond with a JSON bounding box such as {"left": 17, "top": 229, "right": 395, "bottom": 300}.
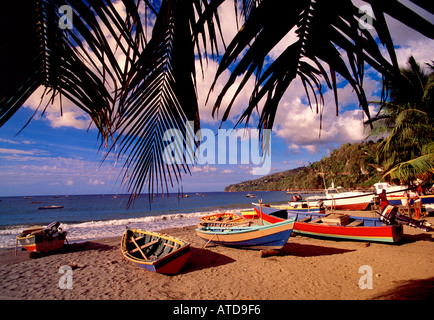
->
{"left": 224, "top": 141, "right": 382, "bottom": 192}
{"left": 366, "top": 57, "right": 434, "bottom": 184}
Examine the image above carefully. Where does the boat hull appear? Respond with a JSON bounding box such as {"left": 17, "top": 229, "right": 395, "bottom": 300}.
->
{"left": 387, "top": 194, "right": 434, "bottom": 206}
{"left": 199, "top": 212, "right": 244, "bottom": 226}
{"left": 120, "top": 229, "right": 190, "bottom": 275}
{"left": 196, "top": 218, "right": 296, "bottom": 250}
{"left": 253, "top": 205, "right": 402, "bottom": 244}
{"left": 321, "top": 193, "right": 374, "bottom": 210}
{"left": 241, "top": 210, "right": 258, "bottom": 219}
{"left": 243, "top": 204, "right": 322, "bottom": 219}
{"left": 17, "top": 233, "right": 67, "bottom": 252}
{"left": 130, "top": 247, "right": 191, "bottom": 274}
{"left": 293, "top": 219, "right": 403, "bottom": 243}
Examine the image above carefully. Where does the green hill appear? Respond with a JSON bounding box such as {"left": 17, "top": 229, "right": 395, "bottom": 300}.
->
{"left": 224, "top": 141, "right": 383, "bottom": 192}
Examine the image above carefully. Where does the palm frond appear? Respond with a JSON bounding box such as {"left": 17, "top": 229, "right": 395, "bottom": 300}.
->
{"left": 112, "top": 0, "right": 199, "bottom": 204}
{"left": 2, "top": 0, "right": 434, "bottom": 202}
{"left": 1, "top": 0, "right": 223, "bottom": 205}
{"left": 209, "top": 0, "right": 433, "bottom": 134}
{"left": 384, "top": 152, "right": 434, "bottom": 182}
{"left": 105, "top": 0, "right": 225, "bottom": 205}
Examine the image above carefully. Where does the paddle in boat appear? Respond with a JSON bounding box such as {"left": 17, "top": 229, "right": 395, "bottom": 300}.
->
{"left": 120, "top": 228, "right": 191, "bottom": 275}
{"left": 195, "top": 217, "right": 296, "bottom": 250}
{"left": 16, "top": 221, "right": 67, "bottom": 253}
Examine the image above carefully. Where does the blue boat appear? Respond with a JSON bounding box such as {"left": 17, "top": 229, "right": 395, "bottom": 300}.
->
{"left": 195, "top": 217, "right": 296, "bottom": 250}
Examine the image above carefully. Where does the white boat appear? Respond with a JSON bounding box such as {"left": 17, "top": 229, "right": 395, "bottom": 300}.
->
{"left": 374, "top": 182, "right": 434, "bottom": 205}
{"left": 373, "top": 182, "right": 409, "bottom": 197}
{"left": 307, "top": 183, "right": 374, "bottom": 210}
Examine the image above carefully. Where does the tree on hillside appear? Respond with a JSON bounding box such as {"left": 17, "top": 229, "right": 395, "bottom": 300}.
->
{"left": 1, "top": 0, "right": 433, "bottom": 203}
{"left": 366, "top": 57, "right": 434, "bottom": 184}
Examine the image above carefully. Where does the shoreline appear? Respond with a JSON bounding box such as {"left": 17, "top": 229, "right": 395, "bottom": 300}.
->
{"left": 1, "top": 211, "right": 433, "bottom": 300}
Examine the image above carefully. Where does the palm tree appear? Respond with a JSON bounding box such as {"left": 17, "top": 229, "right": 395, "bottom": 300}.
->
{"left": 366, "top": 57, "right": 434, "bottom": 183}
{"left": 1, "top": 0, "right": 433, "bottom": 203}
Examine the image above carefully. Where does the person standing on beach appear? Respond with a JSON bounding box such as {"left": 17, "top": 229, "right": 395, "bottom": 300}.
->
{"left": 413, "top": 194, "right": 423, "bottom": 219}
{"left": 379, "top": 189, "right": 390, "bottom": 211}
{"left": 417, "top": 184, "right": 423, "bottom": 196}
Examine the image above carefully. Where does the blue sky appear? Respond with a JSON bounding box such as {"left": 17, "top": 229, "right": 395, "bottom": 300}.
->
{"left": 0, "top": 102, "right": 331, "bottom": 196}
{"left": 0, "top": 0, "right": 433, "bottom": 196}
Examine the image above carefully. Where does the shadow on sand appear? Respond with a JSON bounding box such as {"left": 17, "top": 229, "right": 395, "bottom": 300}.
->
{"left": 277, "top": 242, "right": 356, "bottom": 257}
{"left": 372, "top": 277, "right": 434, "bottom": 300}
{"left": 179, "top": 246, "right": 236, "bottom": 274}
{"left": 401, "top": 232, "right": 434, "bottom": 244}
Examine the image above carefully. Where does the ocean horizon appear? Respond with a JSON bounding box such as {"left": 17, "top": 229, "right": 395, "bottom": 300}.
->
{"left": 0, "top": 191, "right": 320, "bottom": 248}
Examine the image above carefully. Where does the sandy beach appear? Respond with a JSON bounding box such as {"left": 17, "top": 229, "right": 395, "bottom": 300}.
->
{"left": 1, "top": 211, "right": 433, "bottom": 301}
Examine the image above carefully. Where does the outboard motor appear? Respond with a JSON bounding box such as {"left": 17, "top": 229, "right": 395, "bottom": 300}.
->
{"left": 44, "top": 221, "right": 61, "bottom": 239}
{"left": 380, "top": 205, "right": 432, "bottom": 232}
{"left": 317, "top": 200, "right": 326, "bottom": 211}
{"left": 379, "top": 205, "right": 398, "bottom": 225}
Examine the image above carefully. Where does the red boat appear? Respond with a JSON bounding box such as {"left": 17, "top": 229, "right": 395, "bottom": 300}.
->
{"left": 253, "top": 204, "right": 403, "bottom": 244}
{"left": 16, "top": 221, "right": 67, "bottom": 252}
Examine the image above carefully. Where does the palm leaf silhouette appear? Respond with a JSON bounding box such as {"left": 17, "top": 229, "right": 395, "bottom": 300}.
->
{"left": 1, "top": 0, "right": 433, "bottom": 202}
{"left": 210, "top": 0, "right": 433, "bottom": 136}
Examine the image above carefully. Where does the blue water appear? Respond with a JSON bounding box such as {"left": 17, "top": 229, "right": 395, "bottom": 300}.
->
{"left": 0, "top": 191, "right": 308, "bottom": 248}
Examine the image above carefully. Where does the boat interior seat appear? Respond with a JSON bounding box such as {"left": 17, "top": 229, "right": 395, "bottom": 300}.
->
{"left": 347, "top": 220, "right": 364, "bottom": 227}
{"left": 130, "top": 239, "right": 159, "bottom": 253}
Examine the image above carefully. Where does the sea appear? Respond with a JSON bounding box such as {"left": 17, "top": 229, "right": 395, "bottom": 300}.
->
{"left": 0, "top": 191, "right": 316, "bottom": 249}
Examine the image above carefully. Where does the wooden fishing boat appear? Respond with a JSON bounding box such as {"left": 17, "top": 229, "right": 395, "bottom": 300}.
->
{"left": 252, "top": 204, "right": 403, "bottom": 244}
{"left": 199, "top": 212, "right": 251, "bottom": 227}
{"left": 240, "top": 209, "right": 258, "bottom": 219}
{"left": 307, "top": 183, "right": 374, "bottom": 210}
{"left": 38, "top": 205, "right": 64, "bottom": 210}
{"left": 374, "top": 182, "right": 434, "bottom": 205}
{"left": 198, "top": 219, "right": 254, "bottom": 228}
{"left": 252, "top": 202, "right": 323, "bottom": 213}
{"left": 195, "top": 217, "right": 296, "bottom": 250}
{"left": 16, "top": 221, "right": 67, "bottom": 252}
{"left": 242, "top": 202, "right": 323, "bottom": 219}
{"left": 120, "top": 228, "right": 190, "bottom": 275}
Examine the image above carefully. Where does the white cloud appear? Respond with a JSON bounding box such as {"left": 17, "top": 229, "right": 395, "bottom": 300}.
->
{"left": 88, "top": 178, "right": 105, "bottom": 185}
{"left": 272, "top": 76, "right": 380, "bottom": 154}
{"left": 0, "top": 138, "right": 19, "bottom": 145}
{"left": 23, "top": 87, "right": 92, "bottom": 130}
{"left": 221, "top": 169, "right": 235, "bottom": 174}
{"left": 191, "top": 164, "right": 218, "bottom": 173}
{"left": 0, "top": 148, "right": 41, "bottom": 155}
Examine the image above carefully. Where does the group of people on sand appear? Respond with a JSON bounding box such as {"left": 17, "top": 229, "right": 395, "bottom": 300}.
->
{"left": 378, "top": 184, "right": 424, "bottom": 219}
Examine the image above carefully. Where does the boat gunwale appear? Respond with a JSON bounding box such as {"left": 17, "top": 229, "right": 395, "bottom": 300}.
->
{"left": 195, "top": 217, "right": 297, "bottom": 235}
{"left": 253, "top": 205, "right": 402, "bottom": 243}
{"left": 120, "top": 229, "right": 190, "bottom": 266}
